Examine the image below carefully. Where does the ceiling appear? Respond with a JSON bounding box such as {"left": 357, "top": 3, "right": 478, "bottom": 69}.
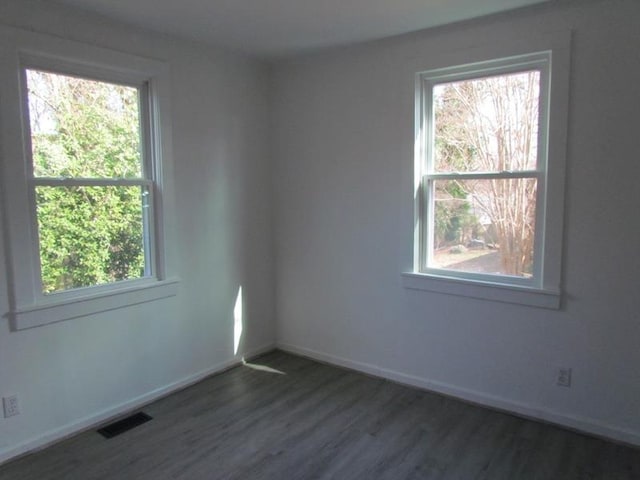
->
{"left": 53, "top": 0, "right": 550, "bottom": 59}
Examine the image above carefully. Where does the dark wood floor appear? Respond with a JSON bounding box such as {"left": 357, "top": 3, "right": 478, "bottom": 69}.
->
{"left": 2, "top": 350, "right": 639, "bottom": 479}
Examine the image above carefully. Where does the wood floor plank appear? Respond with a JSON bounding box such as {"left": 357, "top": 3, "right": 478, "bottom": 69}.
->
{"left": 1, "top": 350, "right": 639, "bottom": 479}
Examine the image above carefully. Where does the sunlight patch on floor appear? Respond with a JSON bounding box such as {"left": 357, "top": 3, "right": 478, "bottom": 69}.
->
{"left": 242, "top": 359, "right": 286, "bottom": 375}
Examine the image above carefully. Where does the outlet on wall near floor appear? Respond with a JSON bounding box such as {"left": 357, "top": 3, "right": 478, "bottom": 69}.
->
{"left": 3, "top": 395, "right": 20, "bottom": 418}
{"left": 557, "top": 368, "right": 572, "bottom": 387}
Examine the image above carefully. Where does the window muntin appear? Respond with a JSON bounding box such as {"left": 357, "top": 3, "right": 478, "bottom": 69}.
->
{"left": 24, "top": 68, "right": 155, "bottom": 295}
{"left": 419, "top": 55, "right": 550, "bottom": 288}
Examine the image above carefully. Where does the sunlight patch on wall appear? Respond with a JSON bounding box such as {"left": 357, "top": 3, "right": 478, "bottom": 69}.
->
{"left": 233, "top": 286, "right": 243, "bottom": 355}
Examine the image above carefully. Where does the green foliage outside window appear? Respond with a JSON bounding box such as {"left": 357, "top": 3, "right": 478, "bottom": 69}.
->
{"left": 27, "top": 70, "right": 147, "bottom": 293}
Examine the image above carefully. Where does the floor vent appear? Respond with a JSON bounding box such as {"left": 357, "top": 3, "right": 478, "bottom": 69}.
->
{"left": 97, "top": 412, "right": 152, "bottom": 439}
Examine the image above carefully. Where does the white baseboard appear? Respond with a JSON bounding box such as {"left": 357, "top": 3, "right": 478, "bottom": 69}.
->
{"left": 0, "top": 342, "right": 276, "bottom": 465}
{"left": 277, "top": 342, "right": 640, "bottom": 448}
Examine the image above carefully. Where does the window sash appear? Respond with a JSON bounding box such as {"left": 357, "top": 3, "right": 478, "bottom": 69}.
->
{"left": 28, "top": 180, "right": 157, "bottom": 296}
{"left": 420, "top": 177, "right": 541, "bottom": 286}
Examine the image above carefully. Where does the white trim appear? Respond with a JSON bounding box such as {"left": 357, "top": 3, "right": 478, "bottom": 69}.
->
{"left": 277, "top": 343, "right": 640, "bottom": 448}
{"left": 418, "top": 52, "right": 552, "bottom": 84}
{"left": 0, "top": 26, "right": 177, "bottom": 328}
{"left": 401, "top": 272, "right": 560, "bottom": 309}
{"left": 11, "top": 277, "right": 181, "bottom": 330}
{"left": 0, "top": 342, "right": 276, "bottom": 466}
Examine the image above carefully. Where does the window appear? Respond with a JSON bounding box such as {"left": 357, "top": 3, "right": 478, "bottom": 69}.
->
{"left": 25, "top": 69, "right": 155, "bottom": 294}
{"left": 422, "top": 56, "right": 548, "bottom": 285}
{"left": 404, "top": 45, "right": 570, "bottom": 309}
{"left": 0, "top": 29, "right": 178, "bottom": 329}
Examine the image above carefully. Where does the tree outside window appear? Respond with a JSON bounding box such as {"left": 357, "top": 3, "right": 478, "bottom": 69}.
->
{"left": 26, "top": 70, "right": 153, "bottom": 294}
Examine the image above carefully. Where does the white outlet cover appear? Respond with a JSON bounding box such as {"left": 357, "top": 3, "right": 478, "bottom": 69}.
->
{"left": 3, "top": 395, "right": 20, "bottom": 417}
{"left": 557, "top": 368, "right": 572, "bottom": 387}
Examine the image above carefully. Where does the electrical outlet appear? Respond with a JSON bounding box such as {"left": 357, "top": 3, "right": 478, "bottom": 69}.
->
{"left": 3, "top": 395, "right": 20, "bottom": 418}
{"left": 557, "top": 368, "right": 572, "bottom": 387}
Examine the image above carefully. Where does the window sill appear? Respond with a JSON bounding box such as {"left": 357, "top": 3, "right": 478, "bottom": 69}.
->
{"left": 401, "top": 272, "right": 560, "bottom": 309}
{"left": 10, "top": 278, "right": 180, "bottom": 330}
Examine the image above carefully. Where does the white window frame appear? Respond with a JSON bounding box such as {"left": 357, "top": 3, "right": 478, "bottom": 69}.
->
{"left": 0, "top": 26, "right": 179, "bottom": 329}
{"left": 402, "top": 32, "right": 571, "bottom": 309}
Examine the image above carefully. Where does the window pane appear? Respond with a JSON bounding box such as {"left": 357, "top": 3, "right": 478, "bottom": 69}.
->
{"left": 430, "top": 178, "right": 537, "bottom": 277}
{"left": 35, "top": 185, "right": 150, "bottom": 293}
{"left": 433, "top": 71, "right": 540, "bottom": 173}
{"left": 26, "top": 70, "right": 143, "bottom": 178}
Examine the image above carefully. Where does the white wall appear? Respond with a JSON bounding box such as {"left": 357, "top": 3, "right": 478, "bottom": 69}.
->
{"left": 272, "top": 0, "right": 640, "bottom": 445}
{"left": 0, "top": 0, "right": 275, "bottom": 461}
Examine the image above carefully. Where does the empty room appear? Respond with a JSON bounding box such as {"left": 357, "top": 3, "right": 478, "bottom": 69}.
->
{"left": 0, "top": 0, "right": 639, "bottom": 478}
